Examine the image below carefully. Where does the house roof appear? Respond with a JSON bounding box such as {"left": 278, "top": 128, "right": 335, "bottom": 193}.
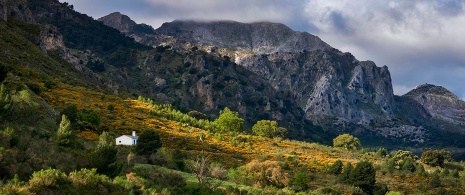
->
{"left": 116, "top": 135, "right": 138, "bottom": 139}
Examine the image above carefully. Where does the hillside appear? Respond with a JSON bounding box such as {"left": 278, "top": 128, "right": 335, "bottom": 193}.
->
{"left": 1, "top": 0, "right": 465, "bottom": 194}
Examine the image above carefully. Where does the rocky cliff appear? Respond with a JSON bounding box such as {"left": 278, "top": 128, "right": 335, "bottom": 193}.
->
{"left": 0, "top": 0, "right": 34, "bottom": 23}
{"left": 146, "top": 20, "right": 397, "bottom": 126}
{"left": 404, "top": 84, "right": 465, "bottom": 126}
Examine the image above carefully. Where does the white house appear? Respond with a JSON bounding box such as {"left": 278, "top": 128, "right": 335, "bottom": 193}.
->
{"left": 116, "top": 131, "right": 138, "bottom": 145}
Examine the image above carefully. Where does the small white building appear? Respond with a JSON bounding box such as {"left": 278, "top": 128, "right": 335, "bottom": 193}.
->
{"left": 116, "top": 131, "right": 138, "bottom": 145}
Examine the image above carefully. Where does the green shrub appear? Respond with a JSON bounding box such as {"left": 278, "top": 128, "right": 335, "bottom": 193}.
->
{"left": 28, "top": 168, "right": 68, "bottom": 189}
{"left": 136, "top": 130, "right": 162, "bottom": 156}
{"left": 429, "top": 172, "right": 441, "bottom": 189}
{"left": 327, "top": 160, "right": 344, "bottom": 175}
{"left": 252, "top": 120, "right": 287, "bottom": 138}
{"left": 26, "top": 82, "right": 41, "bottom": 94}
{"left": 333, "top": 134, "right": 361, "bottom": 151}
{"left": 421, "top": 150, "right": 445, "bottom": 167}
{"left": 392, "top": 150, "right": 418, "bottom": 170}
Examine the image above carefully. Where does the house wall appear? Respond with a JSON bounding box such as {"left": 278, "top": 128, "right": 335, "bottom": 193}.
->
{"left": 116, "top": 136, "right": 135, "bottom": 145}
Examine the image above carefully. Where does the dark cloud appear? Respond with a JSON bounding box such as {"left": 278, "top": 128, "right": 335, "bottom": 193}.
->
{"left": 61, "top": 0, "right": 465, "bottom": 99}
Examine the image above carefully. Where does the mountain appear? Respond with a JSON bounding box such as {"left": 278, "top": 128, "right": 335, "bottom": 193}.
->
{"left": 24, "top": 0, "right": 330, "bottom": 142}
{"left": 97, "top": 12, "right": 155, "bottom": 42}
{"left": 154, "top": 20, "right": 332, "bottom": 54}
{"left": 404, "top": 84, "right": 465, "bottom": 127}
{"left": 97, "top": 13, "right": 465, "bottom": 147}
{"left": 100, "top": 15, "right": 396, "bottom": 124}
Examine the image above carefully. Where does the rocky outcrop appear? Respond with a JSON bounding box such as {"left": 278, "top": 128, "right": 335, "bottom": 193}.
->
{"left": 155, "top": 20, "right": 331, "bottom": 54}
{"left": 40, "top": 24, "right": 65, "bottom": 51}
{"left": 239, "top": 50, "right": 395, "bottom": 125}
{"left": 376, "top": 125, "right": 427, "bottom": 143}
{"left": 1, "top": 0, "right": 34, "bottom": 23}
{"left": 404, "top": 84, "right": 465, "bottom": 126}
{"left": 97, "top": 12, "right": 136, "bottom": 33}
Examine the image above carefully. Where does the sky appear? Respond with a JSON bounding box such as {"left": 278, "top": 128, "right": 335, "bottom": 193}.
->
{"left": 61, "top": 0, "right": 465, "bottom": 99}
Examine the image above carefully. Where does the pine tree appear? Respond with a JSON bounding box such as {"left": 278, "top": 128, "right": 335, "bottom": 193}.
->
{"left": 91, "top": 132, "right": 120, "bottom": 177}
{"left": 349, "top": 161, "right": 376, "bottom": 194}
{"left": 429, "top": 171, "right": 441, "bottom": 189}
{"left": 328, "top": 160, "right": 344, "bottom": 175}
{"left": 57, "top": 114, "right": 73, "bottom": 146}
{"left": 341, "top": 162, "right": 354, "bottom": 182}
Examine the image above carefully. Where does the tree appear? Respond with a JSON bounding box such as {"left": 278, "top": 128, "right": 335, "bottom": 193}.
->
{"left": 252, "top": 120, "right": 287, "bottom": 138}
{"left": 186, "top": 151, "right": 225, "bottom": 190}
{"left": 421, "top": 150, "right": 445, "bottom": 167}
{"left": 136, "top": 130, "right": 162, "bottom": 156}
{"left": 349, "top": 161, "right": 376, "bottom": 194}
{"left": 328, "top": 160, "right": 343, "bottom": 175}
{"left": 57, "top": 114, "right": 73, "bottom": 146}
{"left": 429, "top": 171, "right": 441, "bottom": 188}
{"left": 213, "top": 107, "right": 245, "bottom": 132}
{"left": 401, "top": 158, "right": 416, "bottom": 173}
{"left": 333, "top": 134, "right": 361, "bottom": 151}
{"left": 91, "top": 132, "right": 119, "bottom": 177}
{"left": 341, "top": 162, "right": 354, "bottom": 182}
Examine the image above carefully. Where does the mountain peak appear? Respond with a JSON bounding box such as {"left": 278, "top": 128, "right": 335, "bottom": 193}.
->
{"left": 155, "top": 19, "right": 332, "bottom": 54}
{"left": 98, "top": 12, "right": 137, "bottom": 33}
{"left": 408, "top": 83, "right": 458, "bottom": 99}
{"left": 404, "top": 83, "right": 465, "bottom": 125}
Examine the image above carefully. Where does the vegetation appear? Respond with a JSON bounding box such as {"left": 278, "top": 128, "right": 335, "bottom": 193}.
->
{"left": 2, "top": 3, "right": 465, "bottom": 194}
{"left": 135, "top": 130, "right": 162, "bottom": 156}
{"left": 213, "top": 107, "right": 245, "bottom": 133}
{"left": 252, "top": 120, "right": 287, "bottom": 138}
{"left": 333, "top": 133, "right": 361, "bottom": 151}
{"left": 421, "top": 150, "right": 446, "bottom": 167}
{"left": 56, "top": 114, "right": 73, "bottom": 146}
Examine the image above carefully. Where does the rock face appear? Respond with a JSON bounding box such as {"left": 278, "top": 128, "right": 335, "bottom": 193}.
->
{"left": 98, "top": 12, "right": 155, "bottom": 42}
{"left": 240, "top": 50, "right": 395, "bottom": 124}
{"left": 97, "top": 12, "right": 137, "bottom": 33}
{"left": 40, "top": 24, "right": 65, "bottom": 51}
{"left": 151, "top": 20, "right": 397, "bottom": 125}
{"left": 404, "top": 84, "right": 465, "bottom": 126}
{"left": 155, "top": 20, "right": 332, "bottom": 54}
{"left": 1, "top": 0, "right": 34, "bottom": 23}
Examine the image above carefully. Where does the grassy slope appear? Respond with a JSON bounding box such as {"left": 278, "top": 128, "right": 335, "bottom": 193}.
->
{"left": 41, "top": 81, "right": 465, "bottom": 194}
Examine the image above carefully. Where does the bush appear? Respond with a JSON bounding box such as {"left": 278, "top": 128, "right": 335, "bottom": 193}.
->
{"left": 245, "top": 160, "right": 290, "bottom": 188}
{"left": 429, "top": 171, "right": 441, "bottom": 188}
{"left": 392, "top": 150, "right": 418, "bottom": 170}
{"left": 28, "top": 168, "right": 68, "bottom": 189}
{"left": 327, "top": 160, "right": 343, "bottom": 175}
{"left": 136, "top": 130, "right": 162, "bottom": 156}
{"left": 333, "top": 134, "right": 361, "bottom": 151}
{"left": 376, "top": 148, "right": 388, "bottom": 158}
{"left": 421, "top": 150, "right": 445, "bottom": 167}
{"left": 252, "top": 120, "right": 287, "bottom": 138}
{"left": 26, "top": 82, "right": 41, "bottom": 94}
{"left": 292, "top": 171, "right": 310, "bottom": 191}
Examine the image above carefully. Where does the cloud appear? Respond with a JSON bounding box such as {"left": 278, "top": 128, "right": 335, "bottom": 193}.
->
{"left": 302, "top": 0, "right": 465, "bottom": 96}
